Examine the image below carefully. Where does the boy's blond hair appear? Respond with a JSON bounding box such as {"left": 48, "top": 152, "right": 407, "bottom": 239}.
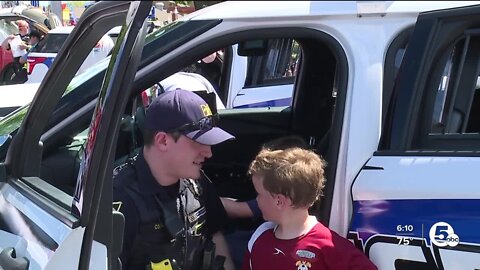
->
{"left": 248, "top": 147, "right": 326, "bottom": 208}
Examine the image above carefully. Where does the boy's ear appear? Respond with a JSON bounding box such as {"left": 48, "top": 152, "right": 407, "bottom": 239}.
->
{"left": 276, "top": 194, "right": 291, "bottom": 209}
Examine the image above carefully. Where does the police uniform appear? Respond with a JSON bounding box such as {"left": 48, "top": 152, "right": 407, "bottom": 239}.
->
{"left": 113, "top": 151, "right": 228, "bottom": 270}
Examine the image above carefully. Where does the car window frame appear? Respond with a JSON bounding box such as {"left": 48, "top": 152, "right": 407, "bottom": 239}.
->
{"left": 380, "top": 4, "right": 480, "bottom": 154}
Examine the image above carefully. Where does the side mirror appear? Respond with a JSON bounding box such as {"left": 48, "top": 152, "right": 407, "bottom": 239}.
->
{"left": 237, "top": 40, "right": 268, "bottom": 56}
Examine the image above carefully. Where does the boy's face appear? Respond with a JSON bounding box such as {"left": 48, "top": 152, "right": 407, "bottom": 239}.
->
{"left": 252, "top": 174, "right": 279, "bottom": 221}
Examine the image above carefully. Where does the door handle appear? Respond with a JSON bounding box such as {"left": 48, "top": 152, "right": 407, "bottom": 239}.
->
{"left": 0, "top": 247, "right": 29, "bottom": 270}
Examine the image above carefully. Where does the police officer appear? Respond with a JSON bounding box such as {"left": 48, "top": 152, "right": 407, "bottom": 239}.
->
{"left": 1, "top": 20, "right": 30, "bottom": 84}
{"left": 113, "top": 89, "right": 235, "bottom": 270}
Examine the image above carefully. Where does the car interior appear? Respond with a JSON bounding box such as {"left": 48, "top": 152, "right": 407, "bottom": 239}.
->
{"left": 31, "top": 31, "right": 346, "bottom": 262}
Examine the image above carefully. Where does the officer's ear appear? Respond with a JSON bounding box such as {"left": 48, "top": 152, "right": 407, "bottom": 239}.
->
{"left": 153, "top": 131, "right": 169, "bottom": 151}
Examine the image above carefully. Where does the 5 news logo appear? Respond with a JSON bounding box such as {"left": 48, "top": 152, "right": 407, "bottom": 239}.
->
{"left": 349, "top": 221, "right": 480, "bottom": 269}
{"left": 429, "top": 222, "right": 459, "bottom": 247}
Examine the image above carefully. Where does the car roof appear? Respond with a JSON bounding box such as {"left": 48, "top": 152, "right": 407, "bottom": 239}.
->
{"left": 182, "top": 1, "right": 480, "bottom": 21}
{"left": 47, "top": 26, "right": 74, "bottom": 34}
{"left": 0, "top": 12, "right": 31, "bottom": 20}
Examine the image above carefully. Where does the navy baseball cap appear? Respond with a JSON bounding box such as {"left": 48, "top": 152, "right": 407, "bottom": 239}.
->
{"left": 145, "top": 89, "right": 235, "bottom": 145}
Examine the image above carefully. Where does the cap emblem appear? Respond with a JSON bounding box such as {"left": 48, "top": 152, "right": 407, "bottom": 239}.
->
{"left": 201, "top": 104, "right": 212, "bottom": 117}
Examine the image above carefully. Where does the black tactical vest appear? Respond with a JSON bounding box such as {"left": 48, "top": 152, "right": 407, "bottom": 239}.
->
{"left": 119, "top": 163, "right": 208, "bottom": 270}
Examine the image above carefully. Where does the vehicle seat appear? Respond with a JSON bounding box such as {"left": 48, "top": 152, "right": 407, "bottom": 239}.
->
{"left": 134, "top": 106, "right": 146, "bottom": 146}
{"left": 446, "top": 109, "right": 463, "bottom": 133}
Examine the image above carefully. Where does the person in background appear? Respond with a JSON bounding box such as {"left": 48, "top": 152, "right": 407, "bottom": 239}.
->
{"left": 159, "top": 71, "right": 226, "bottom": 110}
{"left": 1, "top": 20, "right": 30, "bottom": 83}
{"left": 242, "top": 147, "right": 377, "bottom": 270}
{"left": 69, "top": 12, "right": 77, "bottom": 26}
{"left": 183, "top": 50, "right": 223, "bottom": 91}
{"left": 1, "top": 20, "right": 30, "bottom": 49}
{"left": 19, "top": 30, "right": 43, "bottom": 65}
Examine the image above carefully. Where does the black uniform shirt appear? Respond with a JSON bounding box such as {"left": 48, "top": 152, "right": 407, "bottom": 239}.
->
{"left": 113, "top": 150, "right": 227, "bottom": 268}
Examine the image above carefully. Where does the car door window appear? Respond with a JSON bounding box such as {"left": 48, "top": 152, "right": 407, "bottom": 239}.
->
{"left": 0, "top": 2, "right": 138, "bottom": 269}
{"left": 407, "top": 28, "right": 480, "bottom": 151}
{"left": 430, "top": 34, "right": 480, "bottom": 135}
{"left": 227, "top": 38, "right": 302, "bottom": 109}
{"left": 245, "top": 38, "right": 300, "bottom": 87}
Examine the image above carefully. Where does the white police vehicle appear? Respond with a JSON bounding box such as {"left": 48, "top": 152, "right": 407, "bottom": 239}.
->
{"left": 1, "top": 1, "right": 480, "bottom": 269}
{"left": 26, "top": 26, "right": 114, "bottom": 84}
{"left": 0, "top": 82, "right": 39, "bottom": 118}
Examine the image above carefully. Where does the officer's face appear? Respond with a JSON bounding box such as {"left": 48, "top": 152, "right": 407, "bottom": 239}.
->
{"left": 167, "top": 134, "right": 212, "bottom": 179}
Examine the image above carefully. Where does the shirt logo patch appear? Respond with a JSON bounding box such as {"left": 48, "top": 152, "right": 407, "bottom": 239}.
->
{"left": 296, "top": 249, "right": 316, "bottom": 259}
{"left": 200, "top": 104, "right": 212, "bottom": 117}
{"left": 295, "top": 260, "right": 311, "bottom": 270}
{"left": 273, "top": 248, "right": 285, "bottom": 256}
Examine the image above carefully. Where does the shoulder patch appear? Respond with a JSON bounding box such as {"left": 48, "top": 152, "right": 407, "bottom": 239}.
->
{"left": 113, "top": 154, "right": 138, "bottom": 177}
{"left": 113, "top": 201, "right": 123, "bottom": 212}
{"left": 113, "top": 162, "right": 130, "bottom": 177}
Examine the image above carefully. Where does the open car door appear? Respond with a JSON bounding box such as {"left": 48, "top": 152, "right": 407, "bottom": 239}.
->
{"left": 348, "top": 4, "right": 480, "bottom": 270}
{"left": 0, "top": 1, "right": 151, "bottom": 269}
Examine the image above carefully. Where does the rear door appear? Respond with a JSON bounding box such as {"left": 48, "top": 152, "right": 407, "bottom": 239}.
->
{"left": 0, "top": 1, "right": 150, "bottom": 269}
{"left": 349, "top": 4, "right": 480, "bottom": 270}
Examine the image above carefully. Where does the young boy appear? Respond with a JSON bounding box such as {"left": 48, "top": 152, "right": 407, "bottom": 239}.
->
{"left": 242, "top": 148, "right": 377, "bottom": 270}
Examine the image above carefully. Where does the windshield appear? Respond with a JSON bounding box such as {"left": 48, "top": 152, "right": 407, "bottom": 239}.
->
{"left": 0, "top": 18, "right": 19, "bottom": 41}
{"left": 0, "top": 57, "right": 110, "bottom": 137}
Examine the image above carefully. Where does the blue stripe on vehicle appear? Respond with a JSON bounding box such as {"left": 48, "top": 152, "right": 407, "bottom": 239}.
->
{"left": 44, "top": 57, "right": 55, "bottom": 67}
{"left": 233, "top": 97, "right": 292, "bottom": 109}
{"left": 349, "top": 199, "right": 480, "bottom": 246}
